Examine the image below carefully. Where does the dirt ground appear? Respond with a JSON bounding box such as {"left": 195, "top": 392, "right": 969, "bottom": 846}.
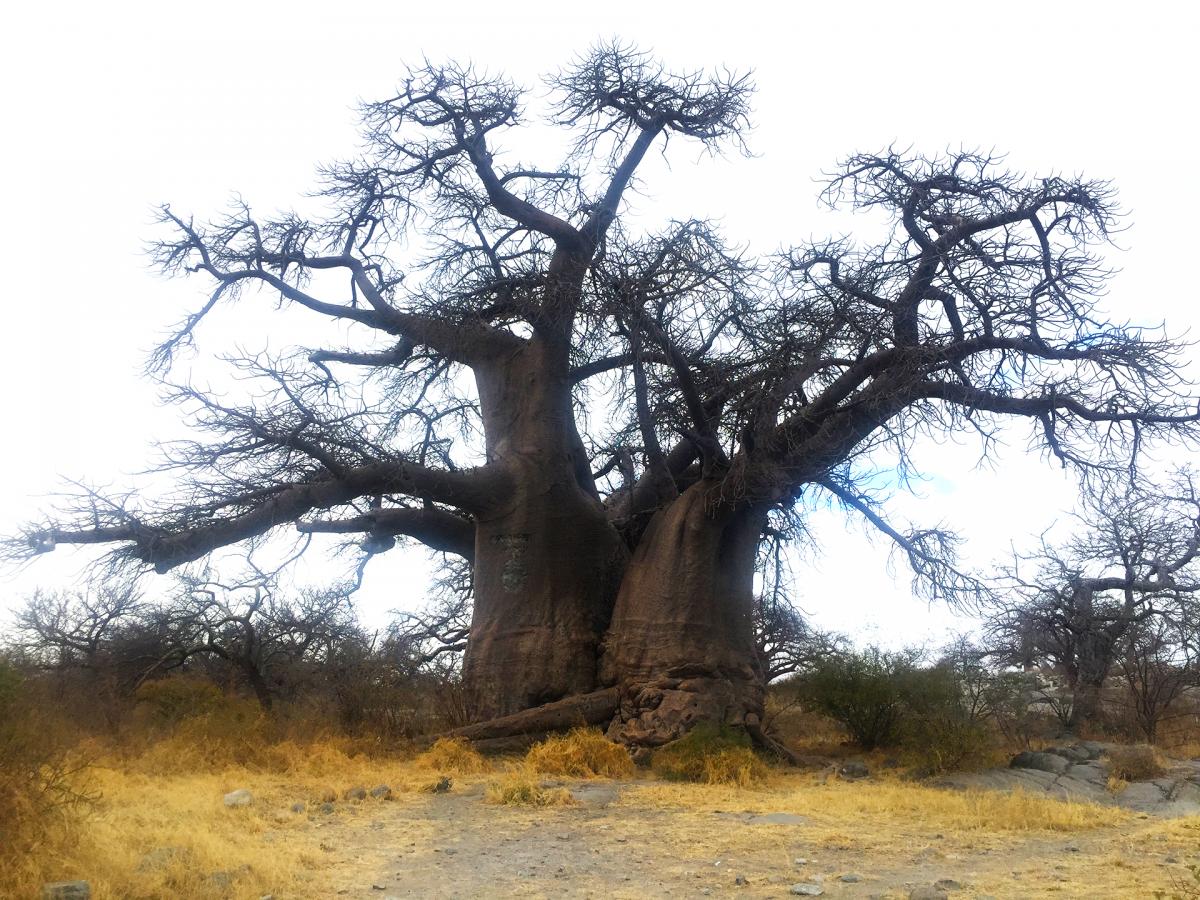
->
{"left": 291, "top": 776, "right": 1199, "bottom": 899}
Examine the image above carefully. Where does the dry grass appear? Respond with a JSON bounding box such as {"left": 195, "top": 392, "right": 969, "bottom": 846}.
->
{"left": 484, "top": 765, "right": 575, "bottom": 807}
{"left": 626, "top": 772, "right": 1133, "bottom": 833}
{"left": 0, "top": 734, "right": 444, "bottom": 899}
{"left": 415, "top": 737, "right": 491, "bottom": 775}
{"left": 1105, "top": 744, "right": 1170, "bottom": 781}
{"left": 525, "top": 727, "right": 634, "bottom": 778}
{"left": 650, "top": 723, "right": 770, "bottom": 786}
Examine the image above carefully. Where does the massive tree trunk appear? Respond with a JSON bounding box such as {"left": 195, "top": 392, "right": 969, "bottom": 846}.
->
{"left": 461, "top": 339, "right": 628, "bottom": 719}
{"left": 600, "top": 481, "right": 767, "bottom": 746}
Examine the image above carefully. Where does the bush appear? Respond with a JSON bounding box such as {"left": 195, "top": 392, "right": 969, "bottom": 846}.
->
{"left": 795, "top": 647, "right": 920, "bottom": 750}
{"left": 651, "top": 723, "right": 769, "bottom": 786}
{"left": 485, "top": 766, "right": 574, "bottom": 806}
{"left": 416, "top": 737, "right": 490, "bottom": 774}
{"left": 526, "top": 728, "right": 634, "bottom": 778}
{"left": 134, "top": 675, "right": 225, "bottom": 725}
{"left": 898, "top": 663, "right": 993, "bottom": 773}
{"left": 1105, "top": 744, "right": 1169, "bottom": 781}
{"left": 0, "top": 658, "right": 94, "bottom": 876}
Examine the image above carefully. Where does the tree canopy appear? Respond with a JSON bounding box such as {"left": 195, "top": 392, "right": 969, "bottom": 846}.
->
{"left": 11, "top": 43, "right": 1200, "bottom": 747}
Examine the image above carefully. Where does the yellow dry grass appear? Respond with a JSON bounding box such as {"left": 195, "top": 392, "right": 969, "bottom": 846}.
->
{"left": 414, "top": 736, "right": 491, "bottom": 775}
{"left": 625, "top": 771, "right": 1133, "bottom": 833}
{"left": 1105, "top": 743, "right": 1170, "bottom": 781}
{"left": 484, "top": 765, "right": 575, "bottom": 807}
{"left": 6, "top": 733, "right": 1196, "bottom": 899}
{"left": 525, "top": 727, "right": 634, "bottom": 778}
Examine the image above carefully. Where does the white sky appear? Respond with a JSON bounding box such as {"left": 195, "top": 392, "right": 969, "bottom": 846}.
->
{"left": 0, "top": 0, "right": 1197, "bottom": 648}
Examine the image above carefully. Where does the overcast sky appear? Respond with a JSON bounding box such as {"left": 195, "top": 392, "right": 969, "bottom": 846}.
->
{"left": 1, "top": 0, "right": 1196, "bottom": 647}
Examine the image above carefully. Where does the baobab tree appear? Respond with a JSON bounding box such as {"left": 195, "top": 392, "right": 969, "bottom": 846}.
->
{"left": 12, "top": 45, "right": 1200, "bottom": 748}
{"left": 988, "top": 473, "right": 1200, "bottom": 731}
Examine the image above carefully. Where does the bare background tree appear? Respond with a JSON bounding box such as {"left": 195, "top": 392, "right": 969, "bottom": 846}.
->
{"left": 986, "top": 471, "right": 1200, "bottom": 732}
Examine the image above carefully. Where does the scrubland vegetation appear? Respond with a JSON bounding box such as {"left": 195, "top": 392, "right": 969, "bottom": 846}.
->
{"left": 3, "top": 630, "right": 1199, "bottom": 898}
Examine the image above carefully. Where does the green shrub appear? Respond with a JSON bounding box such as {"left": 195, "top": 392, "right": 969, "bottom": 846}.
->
{"left": 651, "top": 722, "right": 769, "bottom": 785}
{"left": 795, "top": 647, "right": 921, "bottom": 750}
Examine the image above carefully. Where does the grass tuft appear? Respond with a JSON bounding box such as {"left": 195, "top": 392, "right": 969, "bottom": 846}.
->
{"left": 525, "top": 728, "right": 634, "bottom": 778}
{"left": 415, "top": 737, "right": 490, "bottom": 775}
{"left": 1105, "top": 744, "right": 1169, "bottom": 782}
{"left": 484, "top": 766, "right": 575, "bottom": 807}
{"left": 651, "top": 723, "right": 769, "bottom": 786}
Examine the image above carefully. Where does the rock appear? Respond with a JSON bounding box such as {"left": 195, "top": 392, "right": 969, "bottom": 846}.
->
{"left": 223, "top": 789, "right": 254, "bottom": 807}
{"left": 1078, "top": 741, "right": 1105, "bottom": 760}
{"left": 840, "top": 873, "right": 862, "bottom": 882}
{"left": 1009, "top": 751, "right": 1069, "bottom": 775}
{"left": 290, "top": 801, "right": 306, "bottom": 813}
{"left": 430, "top": 776, "right": 452, "bottom": 794}
{"left": 793, "top": 858, "right": 809, "bottom": 866}
{"left": 934, "top": 879, "right": 963, "bottom": 891}
{"left": 839, "top": 761, "right": 870, "bottom": 780}
{"left": 909, "top": 888, "right": 949, "bottom": 900}
{"left": 319, "top": 802, "right": 335, "bottom": 814}
{"left": 371, "top": 885, "right": 386, "bottom": 891}
{"left": 790, "top": 885, "right": 824, "bottom": 896}
{"left": 344, "top": 785, "right": 368, "bottom": 802}
{"left": 370, "top": 784, "right": 393, "bottom": 800}
{"left": 42, "top": 883, "right": 90, "bottom": 900}
{"left": 734, "top": 874, "right": 748, "bottom": 886}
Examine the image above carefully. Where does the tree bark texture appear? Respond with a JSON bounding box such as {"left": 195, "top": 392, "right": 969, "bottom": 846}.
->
{"left": 461, "top": 342, "right": 628, "bottom": 719}
{"left": 600, "top": 483, "right": 767, "bottom": 746}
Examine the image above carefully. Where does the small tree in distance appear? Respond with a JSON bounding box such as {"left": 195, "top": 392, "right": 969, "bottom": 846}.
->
{"left": 987, "top": 471, "right": 1200, "bottom": 733}
{"left": 10, "top": 43, "right": 1200, "bottom": 748}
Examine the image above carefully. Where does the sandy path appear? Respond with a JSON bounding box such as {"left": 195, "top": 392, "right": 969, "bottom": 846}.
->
{"left": 295, "top": 779, "right": 1197, "bottom": 899}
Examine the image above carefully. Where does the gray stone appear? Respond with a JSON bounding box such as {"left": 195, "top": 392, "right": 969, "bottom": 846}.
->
{"left": 840, "top": 873, "right": 862, "bottom": 882}
{"left": 734, "top": 874, "right": 748, "bottom": 886}
{"left": 908, "top": 889, "right": 949, "bottom": 900}
{"left": 41, "top": 883, "right": 90, "bottom": 900}
{"left": 223, "top": 788, "right": 254, "bottom": 807}
{"left": 344, "top": 785, "right": 368, "bottom": 802}
{"left": 1078, "top": 741, "right": 1105, "bottom": 760}
{"left": 839, "top": 761, "right": 870, "bottom": 780}
{"left": 290, "top": 802, "right": 306, "bottom": 813}
{"left": 934, "top": 879, "right": 963, "bottom": 891}
{"left": 1009, "top": 751, "right": 1070, "bottom": 775}
{"left": 370, "top": 784, "right": 393, "bottom": 800}
{"left": 790, "top": 885, "right": 824, "bottom": 896}
{"left": 319, "top": 802, "right": 335, "bottom": 814}
{"left": 430, "top": 776, "right": 452, "bottom": 794}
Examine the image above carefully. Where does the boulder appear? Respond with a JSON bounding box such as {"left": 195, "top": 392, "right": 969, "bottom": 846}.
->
{"left": 344, "top": 786, "right": 368, "bottom": 802}
{"left": 370, "top": 784, "right": 393, "bottom": 800}
{"left": 838, "top": 761, "right": 870, "bottom": 780}
{"left": 1009, "top": 751, "right": 1069, "bottom": 775}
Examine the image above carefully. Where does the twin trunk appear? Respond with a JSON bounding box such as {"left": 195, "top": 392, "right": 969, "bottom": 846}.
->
{"left": 463, "top": 474, "right": 765, "bottom": 744}
{"left": 459, "top": 340, "right": 767, "bottom": 744}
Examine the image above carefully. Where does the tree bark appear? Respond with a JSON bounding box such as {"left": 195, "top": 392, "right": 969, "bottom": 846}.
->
{"left": 460, "top": 340, "right": 628, "bottom": 719}
{"left": 600, "top": 482, "right": 767, "bottom": 746}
